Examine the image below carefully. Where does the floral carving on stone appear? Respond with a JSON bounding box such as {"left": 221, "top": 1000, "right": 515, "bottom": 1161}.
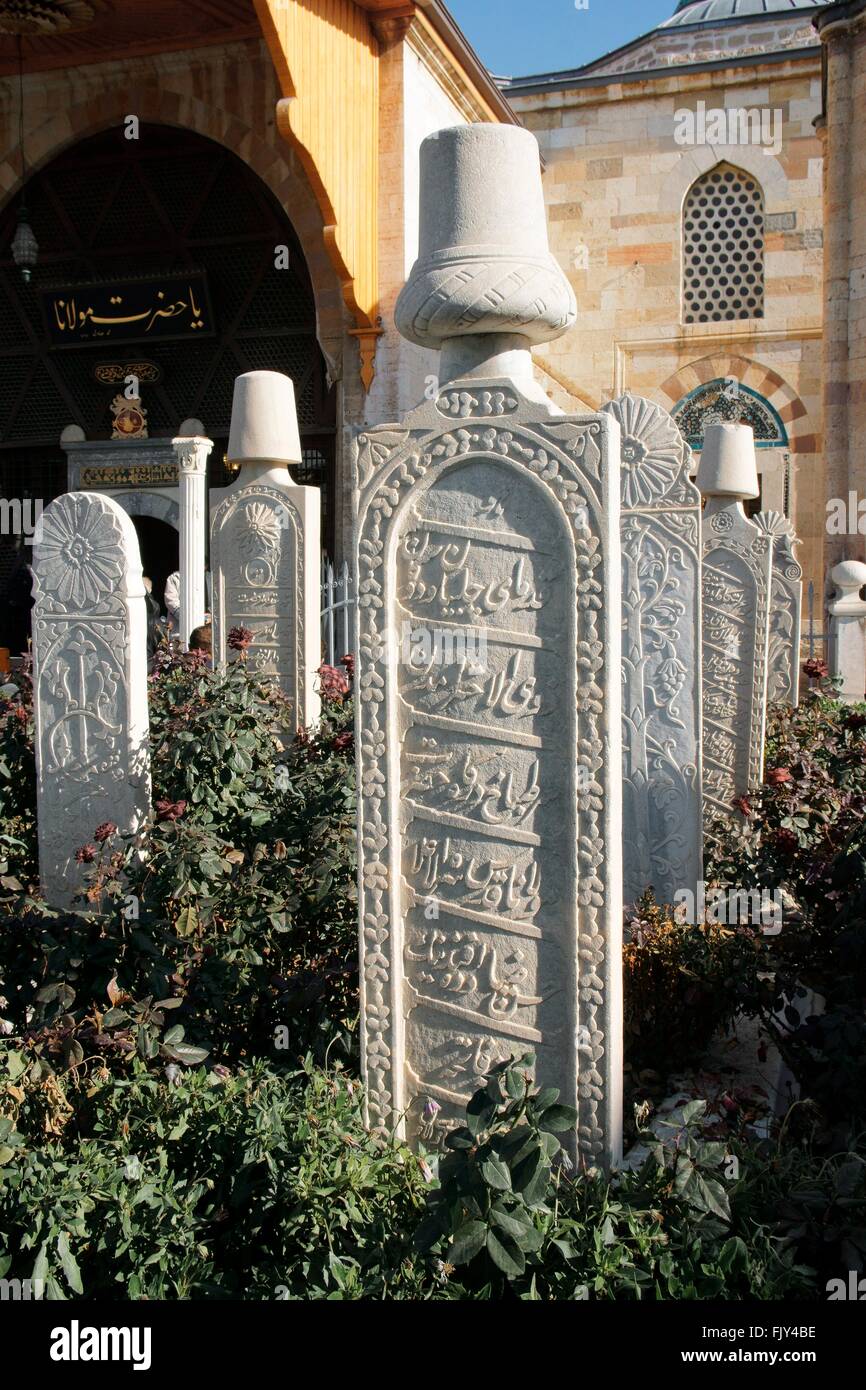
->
{"left": 607, "top": 393, "right": 686, "bottom": 511}
{"left": 240, "top": 500, "right": 284, "bottom": 556}
{"left": 35, "top": 493, "right": 124, "bottom": 607}
{"left": 212, "top": 487, "right": 302, "bottom": 706}
{"left": 602, "top": 394, "right": 703, "bottom": 908}
{"left": 754, "top": 510, "right": 803, "bottom": 706}
{"left": 32, "top": 492, "right": 151, "bottom": 907}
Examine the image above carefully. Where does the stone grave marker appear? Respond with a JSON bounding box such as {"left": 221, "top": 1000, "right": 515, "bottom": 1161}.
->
{"left": 754, "top": 510, "right": 803, "bottom": 707}
{"left": 603, "top": 393, "right": 703, "bottom": 906}
{"left": 211, "top": 371, "right": 321, "bottom": 729}
{"left": 698, "top": 423, "right": 773, "bottom": 822}
{"left": 32, "top": 491, "right": 151, "bottom": 906}
{"left": 354, "top": 124, "right": 623, "bottom": 1168}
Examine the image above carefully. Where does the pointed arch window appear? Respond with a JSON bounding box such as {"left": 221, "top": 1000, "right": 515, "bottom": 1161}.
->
{"left": 683, "top": 164, "right": 765, "bottom": 324}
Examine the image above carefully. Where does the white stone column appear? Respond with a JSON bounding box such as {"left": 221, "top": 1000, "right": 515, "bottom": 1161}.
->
{"left": 173, "top": 433, "right": 212, "bottom": 650}
{"left": 829, "top": 560, "right": 866, "bottom": 702}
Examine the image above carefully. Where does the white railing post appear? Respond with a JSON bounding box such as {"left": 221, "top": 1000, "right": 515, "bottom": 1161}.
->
{"left": 829, "top": 560, "right": 866, "bottom": 702}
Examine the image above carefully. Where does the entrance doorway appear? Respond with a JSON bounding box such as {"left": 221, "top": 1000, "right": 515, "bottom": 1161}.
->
{"left": 0, "top": 123, "right": 338, "bottom": 629}
{"left": 130, "top": 516, "right": 179, "bottom": 616}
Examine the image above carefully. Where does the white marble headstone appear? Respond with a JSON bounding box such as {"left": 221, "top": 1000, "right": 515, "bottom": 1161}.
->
{"left": 354, "top": 386, "right": 622, "bottom": 1168}
{"left": 603, "top": 394, "right": 703, "bottom": 907}
{"left": 698, "top": 425, "right": 772, "bottom": 820}
{"left": 32, "top": 492, "right": 151, "bottom": 906}
{"left": 754, "top": 510, "right": 803, "bottom": 707}
{"left": 210, "top": 371, "right": 321, "bottom": 729}
{"left": 355, "top": 123, "right": 623, "bottom": 1170}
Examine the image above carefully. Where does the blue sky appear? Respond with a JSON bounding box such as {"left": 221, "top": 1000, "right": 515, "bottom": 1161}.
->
{"left": 447, "top": 0, "right": 675, "bottom": 79}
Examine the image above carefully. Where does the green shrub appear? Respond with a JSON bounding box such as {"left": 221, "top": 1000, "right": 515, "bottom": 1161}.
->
{"left": 0, "top": 1053, "right": 430, "bottom": 1299}
{"left": 0, "top": 659, "right": 37, "bottom": 889}
{"left": 706, "top": 675, "right": 866, "bottom": 1124}
{"left": 1, "top": 1042, "right": 842, "bottom": 1302}
{"left": 623, "top": 893, "right": 743, "bottom": 1080}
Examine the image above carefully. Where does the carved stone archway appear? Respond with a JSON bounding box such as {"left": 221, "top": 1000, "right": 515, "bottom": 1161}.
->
{"left": 111, "top": 492, "right": 179, "bottom": 531}
{"left": 0, "top": 81, "right": 347, "bottom": 376}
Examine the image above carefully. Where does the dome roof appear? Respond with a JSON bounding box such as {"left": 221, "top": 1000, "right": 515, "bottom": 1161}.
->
{"left": 664, "top": 0, "right": 832, "bottom": 26}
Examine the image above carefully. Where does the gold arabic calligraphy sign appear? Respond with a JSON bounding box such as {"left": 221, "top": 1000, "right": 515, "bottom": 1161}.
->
{"left": 80, "top": 464, "right": 179, "bottom": 488}
{"left": 43, "top": 273, "right": 213, "bottom": 347}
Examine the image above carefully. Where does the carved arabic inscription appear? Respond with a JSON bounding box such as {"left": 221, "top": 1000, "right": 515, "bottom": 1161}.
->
{"left": 701, "top": 503, "right": 772, "bottom": 820}
{"left": 395, "top": 458, "right": 577, "bottom": 1143}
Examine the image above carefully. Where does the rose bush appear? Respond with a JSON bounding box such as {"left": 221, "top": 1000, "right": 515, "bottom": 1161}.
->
{"left": 0, "top": 653, "right": 864, "bottom": 1300}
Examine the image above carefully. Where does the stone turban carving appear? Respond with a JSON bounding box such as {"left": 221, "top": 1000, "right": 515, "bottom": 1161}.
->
{"left": 395, "top": 124, "right": 576, "bottom": 351}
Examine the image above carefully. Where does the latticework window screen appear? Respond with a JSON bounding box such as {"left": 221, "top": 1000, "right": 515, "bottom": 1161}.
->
{"left": 683, "top": 165, "right": 765, "bottom": 324}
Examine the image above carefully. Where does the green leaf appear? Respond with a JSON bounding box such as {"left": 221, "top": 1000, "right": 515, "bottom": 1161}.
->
{"left": 447, "top": 1128, "right": 475, "bottom": 1150}
{"left": 448, "top": 1220, "right": 487, "bottom": 1266}
{"left": 681, "top": 1099, "right": 706, "bottom": 1126}
{"left": 696, "top": 1175, "right": 731, "bottom": 1223}
{"left": 32, "top": 1244, "right": 49, "bottom": 1288}
{"left": 102, "top": 1007, "right": 130, "bottom": 1028}
{"left": 480, "top": 1155, "right": 512, "bottom": 1191}
{"left": 531, "top": 1086, "right": 560, "bottom": 1115}
{"left": 538, "top": 1104, "right": 578, "bottom": 1134}
{"left": 5, "top": 1051, "right": 26, "bottom": 1081}
{"left": 175, "top": 905, "right": 199, "bottom": 937}
{"left": 0, "top": 1146, "right": 15, "bottom": 1165}
{"left": 489, "top": 1205, "right": 530, "bottom": 1241}
{"left": 718, "top": 1236, "right": 748, "bottom": 1274}
{"left": 465, "top": 1089, "right": 497, "bottom": 1138}
{"left": 512, "top": 1147, "right": 549, "bottom": 1205}
{"left": 505, "top": 1068, "right": 527, "bottom": 1102}
{"left": 161, "top": 1042, "right": 209, "bottom": 1066}
{"left": 57, "top": 1232, "right": 83, "bottom": 1296}
{"left": 539, "top": 1131, "right": 561, "bottom": 1160}
{"left": 486, "top": 1227, "right": 525, "bottom": 1278}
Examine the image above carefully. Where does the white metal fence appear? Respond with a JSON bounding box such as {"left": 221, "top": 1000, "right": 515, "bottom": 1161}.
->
{"left": 320, "top": 557, "right": 354, "bottom": 666}
{"left": 802, "top": 579, "right": 833, "bottom": 666}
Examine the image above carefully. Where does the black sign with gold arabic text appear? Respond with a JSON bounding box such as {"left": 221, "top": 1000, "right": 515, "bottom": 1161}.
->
{"left": 43, "top": 272, "right": 214, "bottom": 348}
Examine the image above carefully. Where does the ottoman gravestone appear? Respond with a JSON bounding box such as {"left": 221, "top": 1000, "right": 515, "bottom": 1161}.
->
{"left": 698, "top": 423, "right": 773, "bottom": 822}
{"left": 32, "top": 491, "right": 151, "bottom": 906}
{"left": 754, "top": 510, "right": 803, "bottom": 707}
{"left": 353, "top": 123, "right": 623, "bottom": 1168}
{"left": 602, "top": 393, "right": 703, "bottom": 907}
{"left": 211, "top": 371, "right": 321, "bottom": 729}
